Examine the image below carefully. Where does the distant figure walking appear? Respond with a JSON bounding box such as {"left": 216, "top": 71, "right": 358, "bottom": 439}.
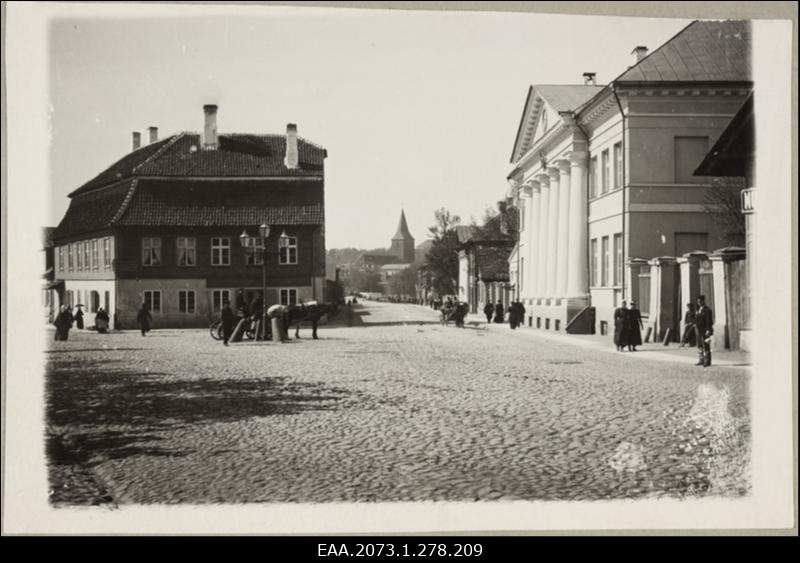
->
{"left": 626, "top": 301, "right": 643, "bottom": 351}
{"left": 95, "top": 307, "right": 110, "bottom": 333}
{"left": 74, "top": 305, "right": 84, "bottom": 330}
{"left": 493, "top": 301, "right": 504, "bottom": 324}
{"left": 54, "top": 305, "right": 74, "bottom": 341}
{"left": 137, "top": 303, "right": 152, "bottom": 336}
{"left": 694, "top": 295, "right": 714, "bottom": 367}
{"left": 483, "top": 302, "right": 494, "bottom": 323}
{"left": 221, "top": 302, "right": 236, "bottom": 346}
{"left": 680, "top": 303, "right": 697, "bottom": 347}
{"left": 509, "top": 301, "right": 526, "bottom": 330}
{"left": 613, "top": 301, "right": 628, "bottom": 351}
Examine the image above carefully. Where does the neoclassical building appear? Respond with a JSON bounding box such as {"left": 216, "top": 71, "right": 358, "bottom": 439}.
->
{"left": 506, "top": 20, "right": 752, "bottom": 336}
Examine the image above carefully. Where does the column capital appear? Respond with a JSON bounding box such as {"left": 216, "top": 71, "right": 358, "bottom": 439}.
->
{"left": 546, "top": 166, "right": 560, "bottom": 181}
{"left": 568, "top": 151, "right": 588, "bottom": 165}
{"left": 519, "top": 185, "right": 533, "bottom": 198}
{"left": 555, "top": 159, "right": 571, "bottom": 173}
{"left": 535, "top": 173, "right": 550, "bottom": 186}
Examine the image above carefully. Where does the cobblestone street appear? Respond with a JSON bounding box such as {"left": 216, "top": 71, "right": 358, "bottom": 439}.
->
{"left": 46, "top": 301, "right": 751, "bottom": 505}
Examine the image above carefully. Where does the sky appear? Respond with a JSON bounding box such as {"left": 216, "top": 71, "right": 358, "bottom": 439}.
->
{"left": 47, "top": 5, "right": 693, "bottom": 249}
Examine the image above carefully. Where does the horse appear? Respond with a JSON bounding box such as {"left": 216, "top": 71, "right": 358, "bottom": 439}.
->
{"left": 286, "top": 301, "right": 334, "bottom": 339}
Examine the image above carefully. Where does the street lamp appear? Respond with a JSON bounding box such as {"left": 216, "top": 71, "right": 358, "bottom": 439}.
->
{"left": 239, "top": 223, "right": 271, "bottom": 341}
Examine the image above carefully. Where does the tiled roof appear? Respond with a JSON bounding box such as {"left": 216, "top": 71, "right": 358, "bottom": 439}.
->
{"left": 52, "top": 179, "right": 136, "bottom": 240}
{"left": 71, "top": 132, "right": 327, "bottom": 196}
{"left": 616, "top": 20, "right": 752, "bottom": 83}
{"left": 52, "top": 177, "right": 324, "bottom": 240}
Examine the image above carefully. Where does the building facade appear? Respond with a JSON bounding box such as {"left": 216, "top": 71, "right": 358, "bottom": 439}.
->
{"left": 506, "top": 20, "right": 752, "bottom": 337}
{"left": 51, "top": 105, "right": 327, "bottom": 329}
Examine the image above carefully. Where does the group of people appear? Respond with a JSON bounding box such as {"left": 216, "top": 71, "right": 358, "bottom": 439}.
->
{"left": 53, "top": 304, "right": 111, "bottom": 340}
{"left": 481, "top": 301, "right": 526, "bottom": 329}
{"left": 613, "top": 301, "right": 644, "bottom": 352}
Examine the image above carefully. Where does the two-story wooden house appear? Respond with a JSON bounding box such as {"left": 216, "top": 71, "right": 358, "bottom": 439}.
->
{"left": 50, "top": 105, "right": 327, "bottom": 329}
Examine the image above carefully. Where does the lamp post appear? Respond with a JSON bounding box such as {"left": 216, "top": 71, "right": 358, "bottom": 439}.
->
{"left": 240, "top": 223, "right": 271, "bottom": 341}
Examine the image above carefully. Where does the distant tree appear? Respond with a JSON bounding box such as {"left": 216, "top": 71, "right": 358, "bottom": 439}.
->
{"left": 703, "top": 177, "right": 746, "bottom": 247}
{"left": 425, "top": 208, "right": 461, "bottom": 296}
{"left": 387, "top": 265, "right": 418, "bottom": 297}
{"left": 345, "top": 269, "right": 382, "bottom": 293}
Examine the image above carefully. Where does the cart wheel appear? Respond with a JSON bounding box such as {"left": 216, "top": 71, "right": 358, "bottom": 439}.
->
{"left": 209, "top": 322, "right": 223, "bottom": 340}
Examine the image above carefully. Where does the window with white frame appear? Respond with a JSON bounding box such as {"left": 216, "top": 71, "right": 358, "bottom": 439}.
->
{"left": 143, "top": 290, "right": 161, "bottom": 313}
{"left": 177, "top": 237, "right": 197, "bottom": 267}
{"left": 601, "top": 236, "right": 610, "bottom": 287}
{"left": 613, "top": 142, "right": 622, "bottom": 189}
{"left": 142, "top": 237, "right": 162, "bottom": 266}
{"left": 103, "top": 237, "right": 111, "bottom": 270}
{"left": 614, "top": 233, "right": 623, "bottom": 286}
{"left": 211, "top": 289, "right": 231, "bottom": 313}
{"left": 590, "top": 238, "right": 598, "bottom": 287}
{"left": 92, "top": 239, "right": 99, "bottom": 271}
{"left": 279, "top": 236, "right": 298, "bottom": 265}
{"left": 280, "top": 288, "right": 298, "bottom": 305}
{"left": 211, "top": 237, "right": 231, "bottom": 266}
{"left": 58, "top": 246, "right": 64, "bottom": 273}
{"left": 83, "top": 241, "right": 90, "bottom": 271}
{"left": 601, "top": 150, "right": 610, "bottom": 194}
{"left": 178, "top": 290, "right": 196, "bottom": 314}
{"left": 68, "top": 244, "right": 74, "bottom": 272}
{"left": 76, "top": 241, "right": 83, "bottom": 271}
{"left": 245, "top": 247, "right": 264, "bottom": 266}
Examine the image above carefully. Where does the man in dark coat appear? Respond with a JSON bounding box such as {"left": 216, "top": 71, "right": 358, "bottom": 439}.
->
{"left": 694, "top": 295, "right": 714, "bottom": 367}
{"left": 54, "top": 305, "right": 74, "bottom": 341}
{"left": 613, "top": 301, "right": 628, "bottom": 351}
{"left": 221, "top": 302, "right": 236, "bottom": 346}
{"left": 74, "top": 306, "right": 84, "bottom": 330}
{"left": 483, "top": 302, "right": 494, "bottom": 324}
{"left": 509, "top": 301, "right": 522, "bottom": 329}
{"left": 137, "top": 303, "right": 152, "bottom": 336}
{"left": 493, "top": 301, "right": 504, "bottom": 324}
{"left": 626, "top": 301, "right": 644, "bottom": 351}
{"left": 95, "top": 307, "right": 110, "bottom": 333}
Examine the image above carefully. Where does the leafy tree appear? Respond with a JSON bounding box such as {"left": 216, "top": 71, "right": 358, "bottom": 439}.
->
{"left": 703, "top": 177, "right": 746, "bottom": 247}
{"left": 425, "top": 208, "right": 461, "bottom": 296}
{"left": 386, "top": 265, "right": 418, "bottom": 297}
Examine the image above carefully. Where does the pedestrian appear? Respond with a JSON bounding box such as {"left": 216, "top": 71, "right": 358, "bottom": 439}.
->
{"left": 517, "top": 301, "right": 527, "bottom": 328}
{"left": 54, "top": 304, "right": 73, "bottom": 341}
{"left": 613, "top": 300, "right": 628, "bottom": 351}
{"left": 483, "top": 302, "right": 494, "bottom": 323}
{"left": 74, "top": 305, "right": 84, "bottom": 330}
{"left": 680, "top": 303, "right": 697, "bottom": 347}
{"left": 626, "top": 301, "right": 643, "bottom": 351}
{"left": 220, "top": 302, "right": 236, "bottom": 346}
{"left": 137, "top": 303, "right": 152, "bottom": 336}
{"left": 509, "top": 301, "right": 520, "bottom": 329}
{"left": 694, "top": 295, "right": 714, "bottom": 367}
{"left": 95, "top": 307, "right": 110, "bottom": 333}
{"left": 493, "top": 301, "right": 504, "bottom": 324}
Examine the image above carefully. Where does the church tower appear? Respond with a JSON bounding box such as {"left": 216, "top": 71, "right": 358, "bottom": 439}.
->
{"left": 389, "top": 209, "right": 415, "bottom": 263}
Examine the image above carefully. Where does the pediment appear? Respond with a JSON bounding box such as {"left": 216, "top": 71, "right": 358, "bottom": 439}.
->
{"left": 510, "top": 89, "right": 560, "bottom": 164}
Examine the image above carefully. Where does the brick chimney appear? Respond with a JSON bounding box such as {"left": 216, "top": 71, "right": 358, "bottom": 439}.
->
{"left": 203, "top": 104, "right": 218, "bottom": 150}
{"left": 147, "top": 126, "right": 158, "bottom": 144}
{"left": 132, "top": 131, "right": 141, "bottom": 150}
{"left": 285, "top": 123, "right": 299, "bottom": 169}
{"left": 632, "top": 46, "right": 649, "bottom": 63}
{"left": 582, "top": 72, "right": 596, "bottom": 86}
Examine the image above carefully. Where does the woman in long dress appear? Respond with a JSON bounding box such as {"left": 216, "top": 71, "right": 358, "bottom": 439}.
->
{"left": 613, "top": 301, "right": 628, "bottom": 351}
{"left": 626, "top": 301, "right": 644, "bottom": 351}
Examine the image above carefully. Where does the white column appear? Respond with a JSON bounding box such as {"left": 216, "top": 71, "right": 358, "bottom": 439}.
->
{"left": 519, "top": 183, "right": 533, "bottom": 300}
{"left": 555, "top": 160, "right": 571, "bottom": 298}
{"left": 566, "top": 153, "right": 589, "bottom": 298}
{"left": 535, "top": 173, "right": 550, "bottom": 297}
{"left": 546, "top": 166, "right": 560, "bottom": 297}
{"left": 527, "top": 181, "right": 541, "bottom": 297}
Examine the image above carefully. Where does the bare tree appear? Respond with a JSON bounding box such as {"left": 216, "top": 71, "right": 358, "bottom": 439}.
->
{"left": 703, "top": 177, "right": 746, "bottom": 247}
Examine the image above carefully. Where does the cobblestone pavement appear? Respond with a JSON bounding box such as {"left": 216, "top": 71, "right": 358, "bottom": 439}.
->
{"left": 45, "top": 301, "right": 750, "bottom": 505}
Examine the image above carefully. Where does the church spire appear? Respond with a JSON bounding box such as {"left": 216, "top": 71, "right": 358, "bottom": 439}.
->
{"left": 393, "top": 209, "right": 412, "bottom": 240}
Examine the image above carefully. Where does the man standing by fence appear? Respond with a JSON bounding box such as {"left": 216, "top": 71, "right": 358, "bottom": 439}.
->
{"left": 694, "top": 295, "right": 714, "bottom": 367}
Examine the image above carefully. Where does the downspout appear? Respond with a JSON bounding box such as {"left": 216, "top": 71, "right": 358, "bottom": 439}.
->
{"left": 612, "top": 83, "right": 627, "bottom": 300}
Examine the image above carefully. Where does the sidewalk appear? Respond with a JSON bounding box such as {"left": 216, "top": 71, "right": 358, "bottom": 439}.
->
{"left": 463, "top": 313, "right": 751, "bottom": 369}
